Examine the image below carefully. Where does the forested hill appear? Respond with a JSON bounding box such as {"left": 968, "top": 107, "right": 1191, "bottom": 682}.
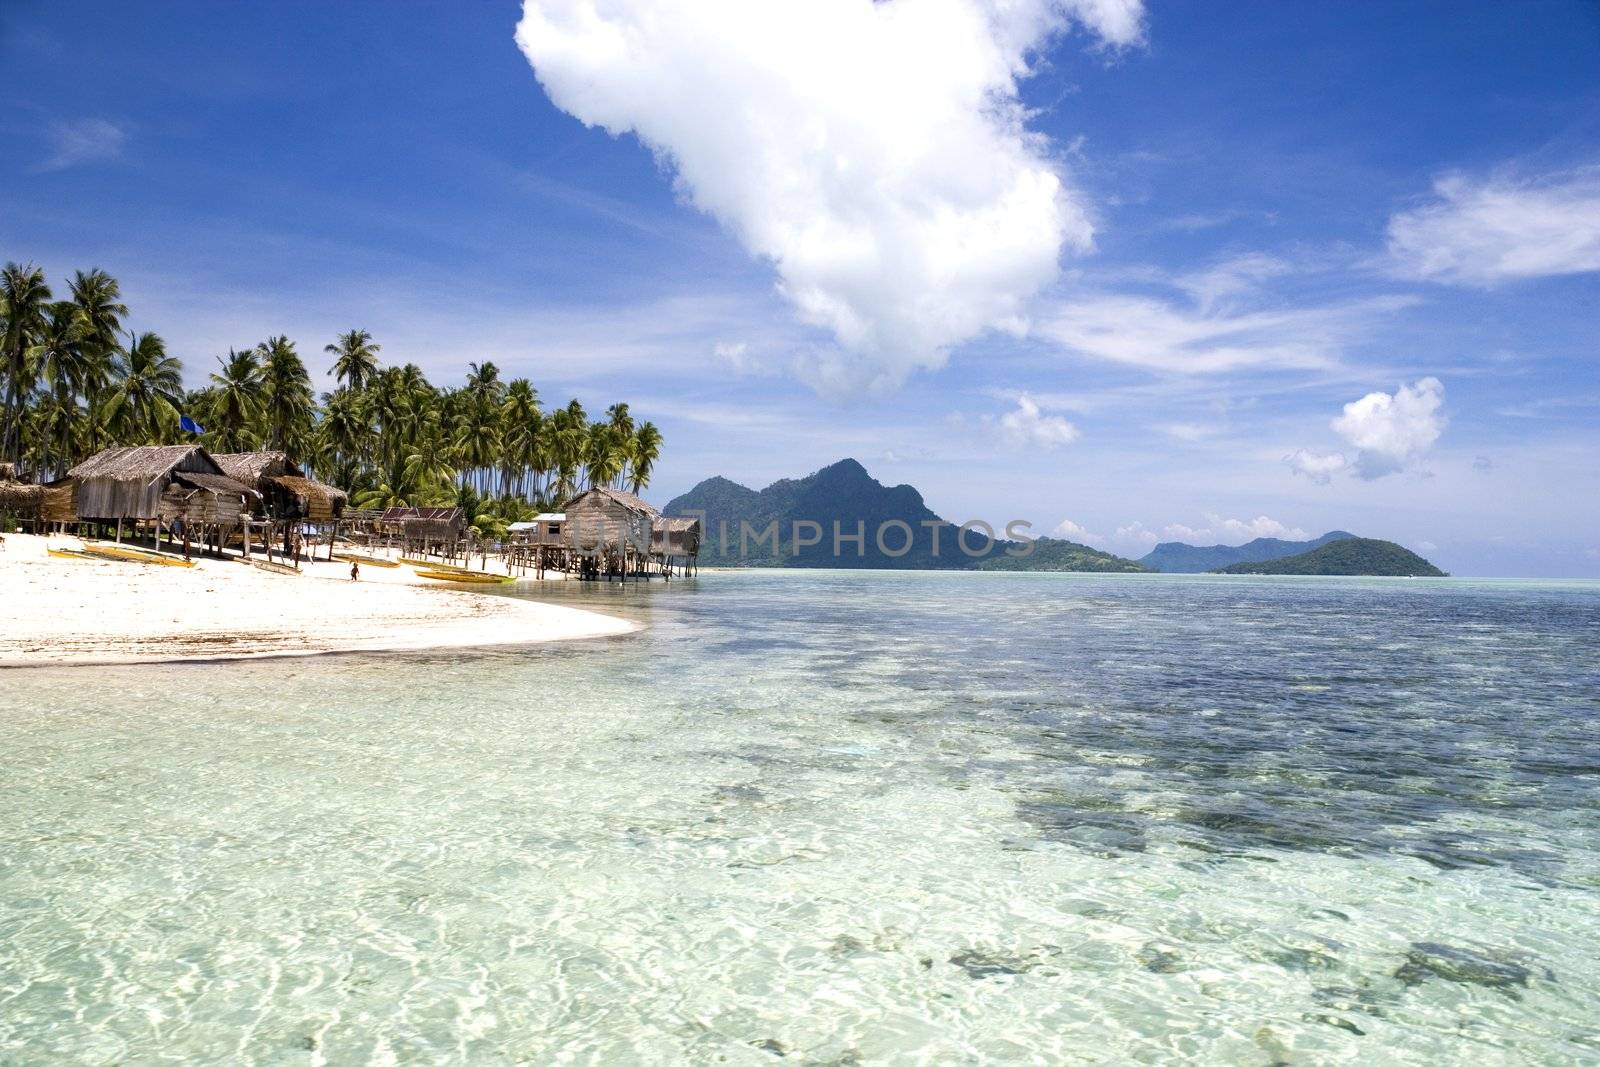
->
{"left": 1215, "top": 538, "right": 1446, "bottom": 576}
{"left": 665, "top": 459, "right": 1147, "bottom": 572}
{"left": 1140, "top": 530, "right": 1356, "bottom": 572}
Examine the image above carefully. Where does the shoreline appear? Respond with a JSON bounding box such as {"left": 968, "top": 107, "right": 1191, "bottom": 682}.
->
{"left": 0, "top": 533, "right": 636, "bottom": 668}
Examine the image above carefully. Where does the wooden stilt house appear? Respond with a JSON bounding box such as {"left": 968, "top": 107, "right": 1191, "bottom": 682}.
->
{"left": 65, "top": 445, "right": 257, "bottom": 544}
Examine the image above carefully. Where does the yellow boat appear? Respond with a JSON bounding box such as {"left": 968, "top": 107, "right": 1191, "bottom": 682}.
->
{"left": 78, "top": 545, "right": 196, "bottom": 568}
{"left": 333, "top": 552, "right": 401, "bottom": 568}
{"left": 399, "top": 556, "right": 481, "bottom": 571}
{"left": 414, "top": 569, "right": 514, "bottom": 585}
{"left": 47, "top": 547, "right": 96, "bottom": 561}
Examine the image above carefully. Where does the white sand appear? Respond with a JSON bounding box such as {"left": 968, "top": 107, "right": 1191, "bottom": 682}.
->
{"left": 0, "top": 533, "right": 634, "bottom": 667}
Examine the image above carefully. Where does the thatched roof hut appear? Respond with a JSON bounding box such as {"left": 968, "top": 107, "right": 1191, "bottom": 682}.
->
{"left": 67, "top": 445, "right": 257, "bottom": 524}
{"left": 214, "top": 451, "right": 347, "bottom": 522}
{"left": 562, "top": 487, "right": 657, "bottom": 553}
{"left": 652, "top": 516, "right": 702, "bottom": 559}
{"left": 380, "top": 506, "right": 465, "bottom": 541}
{"left": 0, "top": 473, "right": 46, "bottom": 518}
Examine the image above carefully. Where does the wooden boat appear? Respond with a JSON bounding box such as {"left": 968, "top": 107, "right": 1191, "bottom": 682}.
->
{"left": 239, "top": 558, "right": 300, "bottom": 576}
{"left": 399, "top": 556, "right": 481, "bottom": 572}
{"left": 47, "top": 547, "right": 96, "bottom": 561}
{"left": 333, "top": 552, "right": 401, "bottom": 568}
{"left": 414, "top": 569, "right": 515, "bottom": 585}
{"left": 78, "top": 544, "right": 196, "bottom": 568}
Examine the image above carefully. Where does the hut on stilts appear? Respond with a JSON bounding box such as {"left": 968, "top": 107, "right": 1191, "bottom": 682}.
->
{"left": 560, "top": 487, "right": 657, "bottom": 580}
{"left": 63, "top": 445, "right": 257, "bottom": 555}
{"left": 651, "top": 516, "right": 702, "bottom": 577}
{"left": 214, "top": 451, "right": 348, "bottom": 565}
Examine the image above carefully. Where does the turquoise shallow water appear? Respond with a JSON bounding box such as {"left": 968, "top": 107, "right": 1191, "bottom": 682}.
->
{"left": 3, "top": 571, "right": 1599, "bottom": 1064}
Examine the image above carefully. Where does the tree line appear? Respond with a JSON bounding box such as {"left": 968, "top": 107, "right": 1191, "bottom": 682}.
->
{"left": 0, "top": 262, "right": 663, "bottom": 535}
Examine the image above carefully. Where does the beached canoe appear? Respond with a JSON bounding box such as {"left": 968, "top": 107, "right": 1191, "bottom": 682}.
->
{"left": 399, "top": 557, "right": 483, "bottom": 572}
{"left": 78, "top": 545, "right": 196, "bottom": 568}
{"left": 414, "top": 569, "right": 515, "bottom": 585}
{"left": 47, "top": 547, "right": 97, "bottom": 561}
{"left": 333, "top": 552, "right": 401, "bottom": 568}
{"left": 238, "top": 558, "right": 301, "bottom": 576}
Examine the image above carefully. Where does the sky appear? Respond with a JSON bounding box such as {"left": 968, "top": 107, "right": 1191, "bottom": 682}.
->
{"left": 3, "top": 0, "right": 1598, "bottom": 576}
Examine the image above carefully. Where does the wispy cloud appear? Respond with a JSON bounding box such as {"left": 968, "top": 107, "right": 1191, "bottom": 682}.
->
{"left": 1035, "top": 286, "right": 1416, "bottom": 375}
{"left": 40, "top": 118, "right": 128, "bottom": 171}
{"left": 1386, "top": 166, "right": 1600, "bottom": 285}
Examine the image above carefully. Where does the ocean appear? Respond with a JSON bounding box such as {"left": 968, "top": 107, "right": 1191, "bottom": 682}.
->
{"left": 3, "top": 571, "right": 1598, "bottom": 1063}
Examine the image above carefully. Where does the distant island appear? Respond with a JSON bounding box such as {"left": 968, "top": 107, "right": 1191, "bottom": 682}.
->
{"left": 973, "top": 538, "right": 1146, "bottom": 573}
{"left": 1141, "top": 531, "right": 1356, "bottom": 572}
{"left": 668, "top": 459, "right": 1444, "bottom": 577}
{"left": 666, "top": 459, "right": 1146, "bottom": 571}
{"left": 1214, "top": 538, "right": 1447, "bottom": 577}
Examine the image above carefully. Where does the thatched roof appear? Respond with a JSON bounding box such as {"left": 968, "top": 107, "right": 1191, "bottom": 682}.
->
{"left": 274, "top": 475, "right": 347, "bottom": 510}
{"left": 213, "top": 452, "right": 345, "bottom": 519}
{"left": 654, "top": 517, "right": 700, "bottom": 533}
{"left": 174, "top": 471, "right": 258, "bottom": 497}
{"left": 70, "top": 445, "right": 221, "bottom": 481}
{"left": 565, "top": 486, "right": 659, "bottom": 516}
{"left": 0, "top": 481, "right": 47, "bottom": 511}
{"left": 213, "top": 451, "right": 296, "bottom": 485}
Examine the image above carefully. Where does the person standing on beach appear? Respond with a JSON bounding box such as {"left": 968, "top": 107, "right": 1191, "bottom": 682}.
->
{"left": 350, "top": 561, "right": 360, "bottom": 581}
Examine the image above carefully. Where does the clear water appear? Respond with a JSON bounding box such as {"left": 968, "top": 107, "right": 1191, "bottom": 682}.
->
{"left": 3, "top": 571, "right": 1599, "bottom": 1064}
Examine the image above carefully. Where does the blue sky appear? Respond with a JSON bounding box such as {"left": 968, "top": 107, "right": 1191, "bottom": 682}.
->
{"left": 3, "top": 1, "right": 1598, "bottom": 576}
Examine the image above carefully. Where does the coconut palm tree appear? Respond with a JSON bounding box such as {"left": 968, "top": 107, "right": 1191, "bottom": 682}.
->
{"left": 316, "top": 387, "right": 371, "bottom": 484}
{"left": 257, "top": 335, "right": 313, "bottom": 455}
{"left": 629, "top": 421, "right": 662, "bottom": 493}
{"left": 33, "top": 301, "right": 89, "bottom": 476}
{"left": 1, "top": 263, "right": 53, "bottom": 462}
{"left": 207, "top": 347, "right": 265, "bottom": 452}
{"left": 103, "top": 331, "right": 184, "bottom": 444}
{"left": 324, "top": 329, "right": 381, "bottom": 392}
{"left": 67, "top": 269, "right": 126, "bottom": 457}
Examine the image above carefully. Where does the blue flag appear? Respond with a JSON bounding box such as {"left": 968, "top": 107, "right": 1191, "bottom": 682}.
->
{"left": 179, "top": 414, "right": 204, "bottom": 434}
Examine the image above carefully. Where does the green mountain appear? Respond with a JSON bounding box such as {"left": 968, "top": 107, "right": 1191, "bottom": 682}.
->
{"left": 974, "top": 537, "right": 1147, "bottom": 573}
{"left": 665, "top": 458, "right": 1147, "bottom": 572}
{"left": 1140, "top": 530, "right": 1356, "bottom": 572}
{"left": 1214, "top": 537, "right": 1446, "bottom": 576}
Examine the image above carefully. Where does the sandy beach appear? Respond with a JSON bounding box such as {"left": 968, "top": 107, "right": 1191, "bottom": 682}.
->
{"left": 0, "top": 533, "right": 634, "bottom": 667}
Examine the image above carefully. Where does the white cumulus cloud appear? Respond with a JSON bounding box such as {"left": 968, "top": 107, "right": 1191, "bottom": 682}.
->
{"left": 516, "top": 0, "right": 1137, "bottom": 393}
{"left": 996, "top": 393, "right": 1081, "bottom": 451}
{"left": 1285, "top": 448, "right": 1350, "bottom": 485}
{"left": 1159, "top": 514, "right": 1307, "bottom": 545}
{"left": 1051, "top": 518, "right": 1104, "bottom": 543}
{"left": 1331, "top": 376, "right": 1446, "bottom": 479}
{"left": 1386, "top": 167, "right": 1600, "bottom": 285}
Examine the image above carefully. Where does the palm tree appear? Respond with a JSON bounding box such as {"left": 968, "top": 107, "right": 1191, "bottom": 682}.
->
{"left": 465, "top": 360, "right": 505, "bottom": 406}
{"left": 354, "top": 456, "right": 425, "bottom": 510}
{"left": 1, "top": 263, "right": 53, "bottom": 462}
{"left": 34, "top": 301, "right": 88, "bottom": 476}
{"left": 103, "top": 331, "right": 184, "bottom": 444}
{"left": 629, "top": 421, "right": 662, "bottom": 493}
{"left": 325, "top": 329, "right": 380, "bottom": 391}
{"left": 67, "top": 269, "right": 126, "bottom": 457}
{"left": 500, "top": 378, "right": 540, "bottom": 497}
{"left": 207, "top": 347, "right": 265, "bottom": 452}
{"left": 316, "top": 387, "right": 371, "bottom": 484}
{"left": 584, "top": 421, "right": 627, "bottom": 490}
{"left": 257, "top": 335, "right": 312, "bottom": 455}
